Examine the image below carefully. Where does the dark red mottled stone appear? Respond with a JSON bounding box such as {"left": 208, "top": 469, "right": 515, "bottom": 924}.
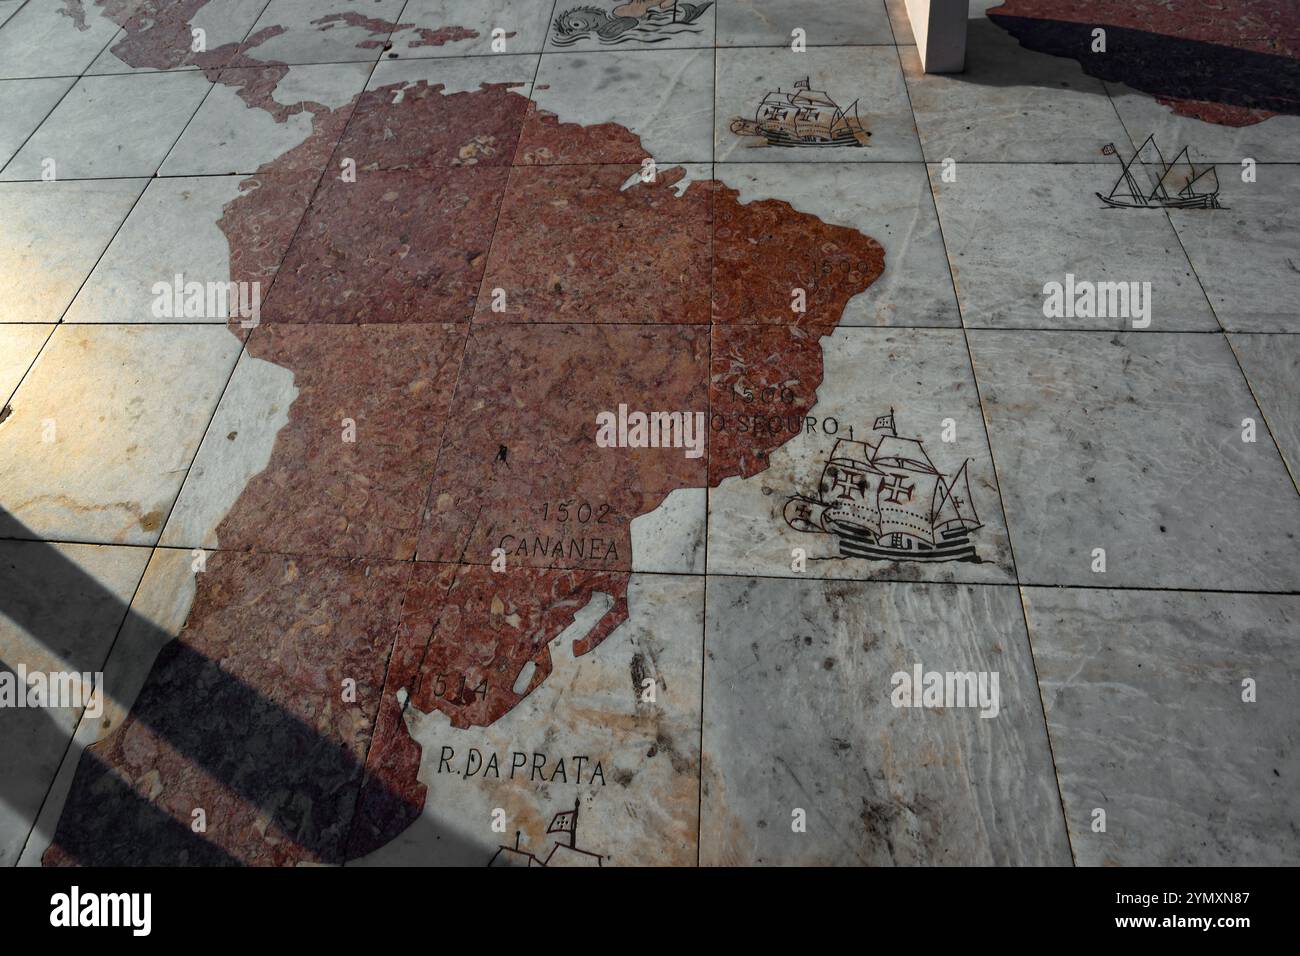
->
{"left": 213, "top": 323, "right": 466, "bottom": 560}
{"left": 478, "top": 163, "right": 712, "bottom": 324}
{"left": 260, "top": 166, "right": 509, "bottom": 324}
{"left": 336, "top": 81, "right": 531, "bottom": 170}
{"left": 516, "top": 102, "right": 650, "bottom": 165}
{"left": 216, "top": 104, "right": 354, "bottom": 310}
{"left": 45, "top": 552, "right": 413, "bottom": 866}
{"left": 709, "top": 324, "right": 824, "bottom": 485}
{"left": 713, "top": 183, "right": 884, "bottom": 330}
{"left": 418, "top": 322, "right": 709, "bottom": 569}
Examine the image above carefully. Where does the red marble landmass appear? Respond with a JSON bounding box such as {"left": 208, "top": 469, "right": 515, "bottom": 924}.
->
{"left": 477, "top": 163, "right": 712, "bottom": 323}
{"left": 336, "top": 81, "right": 531, "bottom": 170}
{"left": 45, "top": 553, "right": 413, "bottom": 866}
{"left": 260, "top": 166, "right": 509, "bottom": 324}
{"left": 516, "top": 103, "right": 650, "bottom": 165}
{"left": 417, "top": 322, "right": 709, "bottom": 571}
{"left": 45, "top": 0, "right": 888, "bottom": 866}
{"left": 213, "top": 323, "right": 466, "bottom": 560}
{"left": 709, "top": 324, "right": 826, "bottom": 485}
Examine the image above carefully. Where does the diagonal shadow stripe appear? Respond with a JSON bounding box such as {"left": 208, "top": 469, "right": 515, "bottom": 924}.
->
{"left": 0, "top": 507, "right": 472, "bottom": 866}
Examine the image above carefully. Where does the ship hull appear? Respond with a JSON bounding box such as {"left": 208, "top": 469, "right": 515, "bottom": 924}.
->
{"left": 836, "top": 531, "right": 979, "bottom": 563}
{"left": 1096, "top": 191, "right": 1220, "bottom": 209}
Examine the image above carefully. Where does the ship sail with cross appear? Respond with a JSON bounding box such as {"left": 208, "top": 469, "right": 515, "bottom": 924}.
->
{"left": 730, "top": 76, "right": 870, "bottom": 147}
{"left": 783, "top": 411, "right": 982, "bottom": 562}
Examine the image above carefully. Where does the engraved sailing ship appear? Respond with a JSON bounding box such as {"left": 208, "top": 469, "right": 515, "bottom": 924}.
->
{"left": 730, "top": 77, "right": 870, "bottom": 147}
{"left": 1098, "top": 135, "right": 1222, "bottom": 209}
{"left": 487, "top": 799, "right": 605, "bottom": 867}
{"left": 783, "top": 411, "right": 982, "bottom": 563}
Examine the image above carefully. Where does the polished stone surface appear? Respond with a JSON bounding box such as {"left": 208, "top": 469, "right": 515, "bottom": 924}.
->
{"left": 0, "top": 324, "right": 242, "bottom": 545}
{"left": 7, "top": 0, "right": 1297, "bottom": 869}
{"left": 1024, "top": 587, "right": 1300, "bottom": 865}
{"left": 718, "top": 0, "right": 895, "bottom": 47}
{"left": 0, "top": 0, "right": 124, "bottom": 79}
{"left": 930, "top": 162, "right": 1218, "bottom": 330}
{"left": 0, "top": 324, "right": 52, "bottom": 403}
{"left": 716, "top": 45, "right": 921, "bottom": 163}
{"left": 1168, "top": 164, "right": 1300, "bottom": 333}
{"left": 970, "top": 330, "right": 1300, "bottom": 590}
{"left": 525, "top": 48, "right": 714, "bottom": 165}
{"left": 62, "top": 176, "right": 246, "bottom": 324}
{"left": 1, "top": 70, "right": 212, "bottom": 180}
{"left": 0, "top": 77, "right": 76, "bottom": 170}
{"left": 1231, "top": 333, "right": 1300, "bottom": 486}
{"left": 709, "top": 326, "right": 1016, "bottom": 584}
{"left": 713, "top": 162, "right": 959, "bottom": 327}
{"left": 0, "top": 179, "right": 146, "bottom": 324}
{"left": 0, "top": 541, "right": 150, "bottom": 865}
{"left": 901, "top": 22, "right": 1130, "bottom": 163}
{"left": 161, "top": 61, "right": 371, "bottom": 176}
{"left": 701, "top": 576, "right": 1072, "bottom": 865}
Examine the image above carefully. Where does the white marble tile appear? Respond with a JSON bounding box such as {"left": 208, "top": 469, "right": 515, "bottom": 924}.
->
{"left": 394, "top": 0, "right": 555, "bottom": 58}
{"left": 0, "top": 540, "right": 151, "bottom": 866}
{"left": 969, "top": 330, "right": 1300, "bottom": 590}
{"left": 243, "top": 0, "right": 407, "bottom": 65}
{"left": 701, "top": 576, "right": 1072, "bottom": 865}
{"left": 17, "top": 545, "right": 195, "bottom": 867}
{"left": 0, "top": 324, "right": 243, "bottom": 545}
{"left": 0, "top": 77, "right": 76, "bottom": 171}
{"left": 159, "top": 347, "right": 297, "bottom": 550}
{"left": 1, "top": 70, "right": 213, "bottom": 180}
{"left": 717, "top": 0, "right": 895, "bottom": 47}
{"left": 0, "top": 0, "right": 123, "bottom": 79}
{"left": 1107, "top": 83, "right": 1300, "bottom": 166}
{"left": 63, "top": 176, "right": 247, "bottom": 324}
{"left": 1024, "top": 587, "right": 1300, "bottom": 865}
{"left": 86, "top": 0, "right": 268, "bottom": 74}
{"left": 0, "top": 179, "right": 146, "bottom": 324}
{"left": 529, "top": 47, "right": 714, "bottom": 164}
{"left": 930, "top": 162, "right": 1218, "bottom": 330}
{"left": 901, "top": 21, "right": 1130, "bottom": 163}
{"left": 1167, "top": 164, "right": 1300, "bottom": 333}
{"left": 161, "top": 61, "right": 371, "bottom": 176}
{"left": 0, "top": 324, "right": 52, "bottom": 402}
{"left": 1230, "top": 333, "right": 1300, "bottom": 485}
{"left": 716, "top": 45, "right": 921, "bottom": 162}
{"left": 0, "top": 1, "right": 24, "bottom": 30}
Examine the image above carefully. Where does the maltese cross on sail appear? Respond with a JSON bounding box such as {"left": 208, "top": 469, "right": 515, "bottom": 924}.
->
{"left": 1098, "top": 135, "right": 1223, "bottom": 209}
{"left": 783, "top": 412, "right": 983, "bottom": 563}
{"left": 731, "top": 77, "right": 871, "bottom": 148}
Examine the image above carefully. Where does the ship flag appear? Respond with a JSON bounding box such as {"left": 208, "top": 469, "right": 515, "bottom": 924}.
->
{"left": 873, "top": 410, "right": 895, "bottom": 433}
{"left": 548, "top": 809, "right": 576, "bottom": 835}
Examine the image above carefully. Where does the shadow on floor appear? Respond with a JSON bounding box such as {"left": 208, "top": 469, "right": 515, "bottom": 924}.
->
{"left": 0, "top": 508, "right": 479, "bottom": 866}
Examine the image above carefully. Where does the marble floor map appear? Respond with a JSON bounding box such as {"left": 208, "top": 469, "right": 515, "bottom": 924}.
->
{"left": 0, "top": 0, "right": 1297, "bottom": 904}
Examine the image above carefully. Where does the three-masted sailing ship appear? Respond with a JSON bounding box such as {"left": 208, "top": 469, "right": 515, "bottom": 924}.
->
{"left": 730, "top": 77, "right": 870, "bottom": 147}
{"left": 1098, "top": 135, "right": 1222, "bottom": 209}
{"left": 783, "top": 412, "right": 982, "bottom": 563}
